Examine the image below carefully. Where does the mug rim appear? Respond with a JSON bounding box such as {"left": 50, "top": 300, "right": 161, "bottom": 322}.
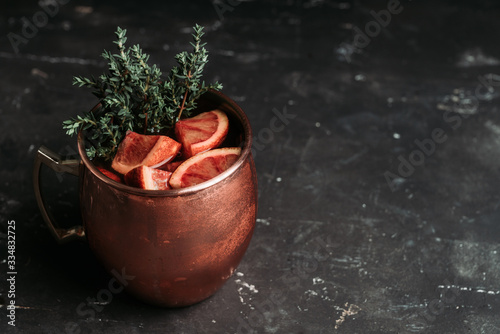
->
{"left": 77, "top": 90, "right": 252, "bottom": 197}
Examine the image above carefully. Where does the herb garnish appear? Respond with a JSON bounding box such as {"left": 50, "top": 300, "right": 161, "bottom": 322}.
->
{"left": 63, "top": 24, "right": 222, "bottom": 161}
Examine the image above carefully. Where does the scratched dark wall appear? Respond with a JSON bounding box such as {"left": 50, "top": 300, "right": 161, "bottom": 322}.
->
{"left": 1, "top": 0, "right": 500, "bottom": 333}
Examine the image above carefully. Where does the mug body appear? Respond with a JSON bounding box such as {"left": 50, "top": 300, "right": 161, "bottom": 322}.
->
{"left": 77, "top": 91, "right": 257, "bottom": 307}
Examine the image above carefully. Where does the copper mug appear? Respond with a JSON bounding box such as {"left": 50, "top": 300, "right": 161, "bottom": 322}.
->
{"left": 33, "top": 90, "right": 258, "bottom": 307}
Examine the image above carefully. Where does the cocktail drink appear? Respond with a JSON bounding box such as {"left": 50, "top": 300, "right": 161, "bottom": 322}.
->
{"left": 94, "top": 103, "right": 244, "bottom": 190}
{"left": 34, "top": 90, "right": 257, "bottom": 307}
{"left": 33, "top": 26, "right": 257, "bottom": 307}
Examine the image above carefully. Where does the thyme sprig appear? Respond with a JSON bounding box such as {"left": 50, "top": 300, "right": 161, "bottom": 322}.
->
{"left": 63, "top": 24, "right": 222, "bottom": 161}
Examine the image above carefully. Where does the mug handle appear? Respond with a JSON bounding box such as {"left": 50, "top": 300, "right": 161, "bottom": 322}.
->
{"left": 33, "top": 145, "right": 86, "bottom": 243}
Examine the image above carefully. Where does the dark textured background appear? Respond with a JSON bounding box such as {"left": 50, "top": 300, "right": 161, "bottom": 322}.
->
{"left": 1, "top": 0, "right": 500, "bottom": 333}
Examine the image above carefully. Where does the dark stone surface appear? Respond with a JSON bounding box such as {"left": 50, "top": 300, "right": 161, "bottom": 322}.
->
{"left": 1, "top": 0, "right": 500, "bottom": 333}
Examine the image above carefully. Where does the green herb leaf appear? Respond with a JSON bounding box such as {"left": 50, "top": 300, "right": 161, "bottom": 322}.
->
{"left": 63, "top": 25, "right": 222, "bottom": 161}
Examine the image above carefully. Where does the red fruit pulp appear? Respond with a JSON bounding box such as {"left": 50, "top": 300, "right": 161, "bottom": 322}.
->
{"left": 97, "top": 166, "right": 123, "bottom": 183}
{"left": 169, "top": 147, "right": 241, "bottom": 189}
{"left": 175, "top": 110, "right": 229, "bottom": 158}
{"left": 91, "top": 106, "right": 244, "bottom": 190}
{"left": 124, "top": 165, "right": 172, "bottom": 190}
{"left": 111, "top": 131, "right": 181, "bottom": 175}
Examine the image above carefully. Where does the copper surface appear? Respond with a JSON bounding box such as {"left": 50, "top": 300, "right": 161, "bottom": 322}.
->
{"left": 77, "top": 91, "right": 257, "bottom": 307}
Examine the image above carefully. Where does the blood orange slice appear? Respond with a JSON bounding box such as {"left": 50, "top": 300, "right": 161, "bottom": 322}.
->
{"left": 111, "top": 131, "right": 181, "bottom": 175}
{"left": 142, "top": 136, "right": 182, "bottom": 169}
{"left": 124, "top": 165, "right": 172, "bottom": 190}
{"left": 175, "top": 110, "right": 229, "bottom": 158}
{"left": 169, "top": 147, "right": 241, "bottom": 189}
{"left": 159, "top": 160, "right": 184, "bottom": 173}
{"left": 97, "top": 166, "right": 123, "bottom": 183}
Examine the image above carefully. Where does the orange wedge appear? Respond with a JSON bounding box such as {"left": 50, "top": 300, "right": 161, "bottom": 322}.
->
{"left": 111, "top": 131, "right": 181, "bottom": 175}
{"left": 159, "top": 160, "right": 184, "bottom": 172}
{"left": 169, "top": 147, "right": 241, "bottom": 189}
{"left": 124, "top": 165, "right": 172, "bottom": 190}
{"left": 97, "top": 166, "right": 123, "bottom": 183}
{"left": 174, "top": 110, "right": 229, "bottom": 158}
